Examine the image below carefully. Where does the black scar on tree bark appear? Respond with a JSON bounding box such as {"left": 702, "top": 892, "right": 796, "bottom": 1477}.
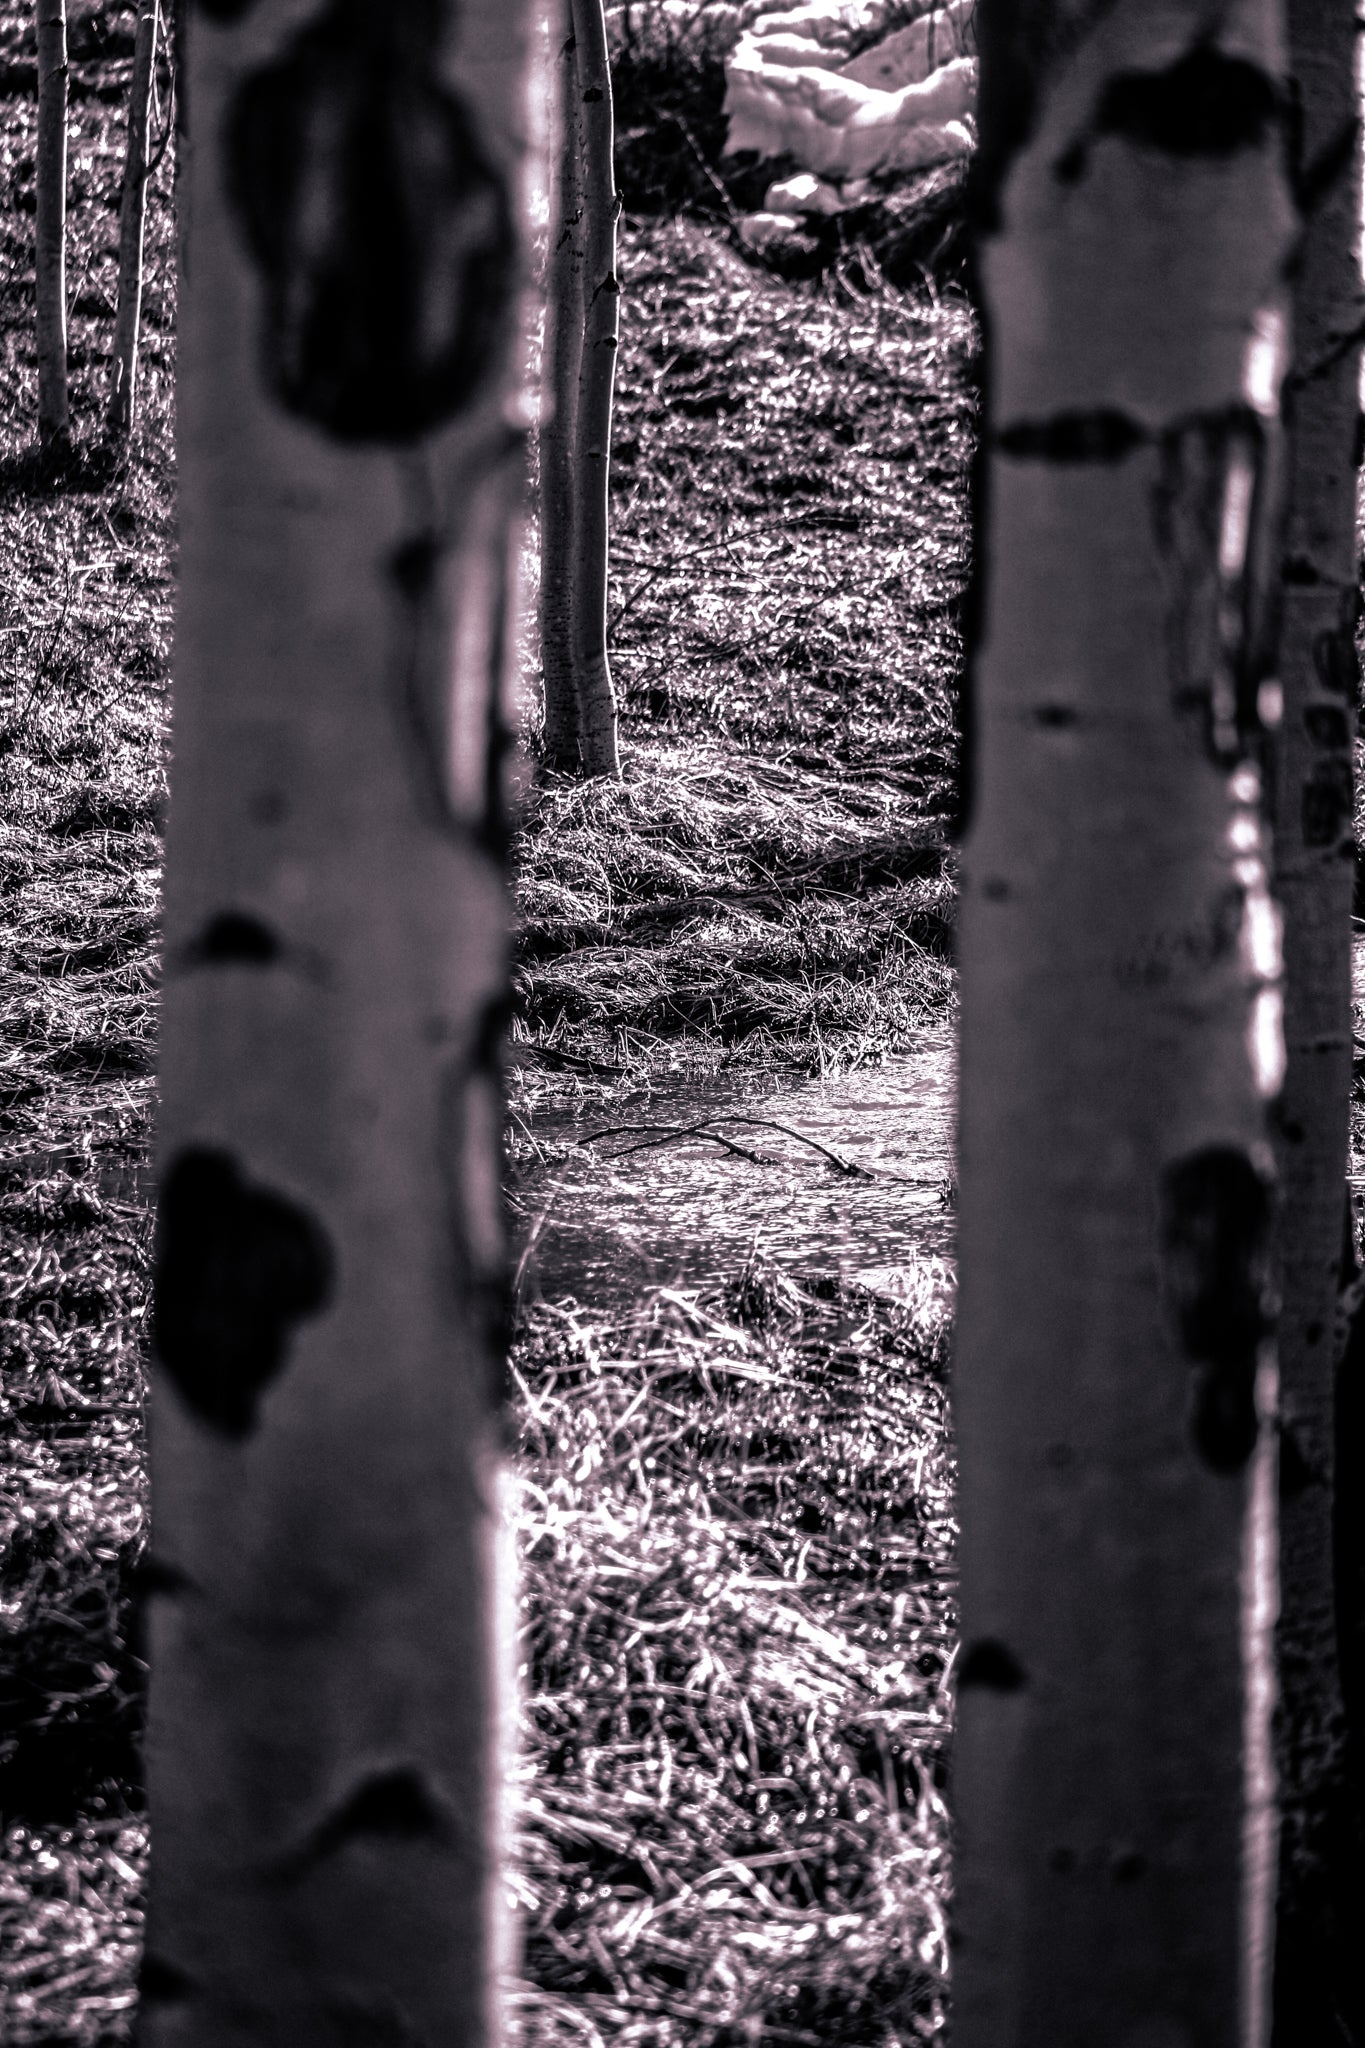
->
{"left": 1159, "top": 1145, "right": 1275, "bottom": 1472}
{"left": 154, "top": 1148, "right": 333, "bottom": 1436}
{"left": 223, "top": 0, "right": 515, "bottom": 443}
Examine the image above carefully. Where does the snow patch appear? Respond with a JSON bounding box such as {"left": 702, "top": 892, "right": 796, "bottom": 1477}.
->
{"left": 724, "top": 0, "right": 976, "bottom": 193}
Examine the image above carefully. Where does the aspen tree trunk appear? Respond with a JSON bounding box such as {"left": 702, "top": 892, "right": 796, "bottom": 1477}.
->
{"left": 540, "top": 0, "right": 585, "bottom": 770}
{"left": 140, "top": 3, "right": 531, "bottom": 2042}
{"left": 107, "top": 0, "right": 159, "bottom": 443}
{"left": 1268, "top": 2, "right": 1365, "bottom": 2038}
{"left": 34, "top": 0, "right": 69, "bottom": 450}
{"left": 955, "top": 7, "right": 1294, "bottom": 2045}
{"left": 567, "top": 0, "right": 621, "bottom": 777}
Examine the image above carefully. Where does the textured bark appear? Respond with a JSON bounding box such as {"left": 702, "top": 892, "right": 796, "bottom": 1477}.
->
{"left": 106, "top": 0, "right": 159, "bottom": 443}
{"left": 956, "top": 6, "right": 1294, "bottom": 2045}
{"left": 140, "top": 3, "right": 531, "bottom": 2042}
{"left": 566, "top": 0, "right": 621, "bottom": 778}
{"left": 1268, "top": 3, "right": 1365, "bottom": 2040}
{"left": 540, "top": 0, "right": 585, "bottom": 770}
{"left": 34, "top": 0, "right": 69, "bottom": 450}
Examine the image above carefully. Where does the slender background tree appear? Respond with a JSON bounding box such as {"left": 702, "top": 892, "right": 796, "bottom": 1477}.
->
{"left": 955, "top": 5, "right": 1295, "bottom": 2043}
{"left": 566, "top": 0, "right": 621, "bottom": 777}
{"left": 140, "top": 1, "right": 533, "bottom": 2040}
{"left": 34, "top": 0, "right": 69, "bottom": 451}
{"left": 540, "top": 0, "right": 586, "bottom": 770}
{"left": 107, "top": 0, "right": 160, "bottom": 443}
{"left": 539, "top": 0, "right": 621, "bottom": 776}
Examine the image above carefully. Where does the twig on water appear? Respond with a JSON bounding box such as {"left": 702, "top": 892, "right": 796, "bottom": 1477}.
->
{"left": 578, "top": 1113, "right": 875, "bottom": 1178}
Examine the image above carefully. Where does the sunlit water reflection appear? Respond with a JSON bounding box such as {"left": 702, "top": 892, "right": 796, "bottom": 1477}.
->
{"left": 511, "top": 1024, "right": 957, "bottom": 1306}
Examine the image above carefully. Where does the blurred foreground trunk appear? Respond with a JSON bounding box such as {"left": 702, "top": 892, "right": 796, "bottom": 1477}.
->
{"left": 538, "top": 0, "right": 620, "bottom": 776}
{"left": 107, "top": 0, "right": 159, "bottom": 442}
{"left": 141, "top": 2, "right": 531, "bottom": 2041}
{"left": 955, "top": 7, "right": 1294, "bottom": 2044}
{"left": 1269, "top": 1, "right": 1365, "bottom": 2038}
{"left": 34, "top": 0, "right": 68, "bottom": 450}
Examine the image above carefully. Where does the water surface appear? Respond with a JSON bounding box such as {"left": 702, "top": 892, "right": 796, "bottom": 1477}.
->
{"left": 512, "top": 1025, "right": 957, "bottom": 1306}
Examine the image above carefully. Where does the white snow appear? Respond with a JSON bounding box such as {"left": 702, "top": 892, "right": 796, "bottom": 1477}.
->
{"left": 723, "top": 0, "right": 976, "bottom": 192}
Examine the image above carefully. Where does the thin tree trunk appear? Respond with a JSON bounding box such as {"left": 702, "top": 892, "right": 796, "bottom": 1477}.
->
{"left": 34, "top": 0, "right": 69, "bottom": 451}
{"left": 1269, "top": 0, "right": 1365, "bottom": 2037}
{"left": 955, "top": 7, "right": 1294, "bottom": 2045}
{"left": 107, "top": 0, "right": 159, "bottom": 443}
{"left": 140, "top": 2, "right": 531, "bottom": 2041}
{"left": 540, "top": 0, "right": 585, "bottom": 770}
{"left": 567, "top": 0, "right": 620, "bottom": 778}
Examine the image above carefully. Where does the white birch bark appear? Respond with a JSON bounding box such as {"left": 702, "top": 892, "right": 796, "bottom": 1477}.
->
{"left": 567, "top": 0, "right": 621, "bottom": 778}
{"left": 1268, "top": 0, "right": 1365, "bottom": 2036}
{"left": 34, "top": 0, "right": 69, "bottom": 450}
{"left": 140, "top": 2, "right": 532, "bottom": 2040}
{"left": 107, "top": 0, "right": 160, "bottom": 443}
{"left": 540, "top": 0, "right": 586, "bottom": 770}
{"left": 956, "top": 6, "right": 1295, "bottom": 2043}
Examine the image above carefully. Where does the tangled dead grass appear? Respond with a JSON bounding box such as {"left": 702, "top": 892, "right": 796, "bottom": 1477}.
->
{"left": 605, "top": 221, "right": 972, "bottom": 765}
{"left": 514, "top": 216, "right": 972, "bottom": 1109}
{"left": 513, "top": 744, "right": 955, "bottom": 1097}
{"left": 512, "top": 1263, "right": 956, "bottom": 2048}
{"left": 0, "top": 4, "right": 169, "bottom": 2037}
{"left": 0, "top": 1165, "right": 149, "bottom": 2046}
{"left": 0, "top": 1817, "right": 144, "bottom": 2045}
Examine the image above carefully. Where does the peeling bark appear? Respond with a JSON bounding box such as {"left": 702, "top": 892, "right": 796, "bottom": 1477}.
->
{"left": 957, "top": 6, "right": 1295, "bottom": 2043}
{"left": 141, "top": 2, "right": 531, "bottom": 2040}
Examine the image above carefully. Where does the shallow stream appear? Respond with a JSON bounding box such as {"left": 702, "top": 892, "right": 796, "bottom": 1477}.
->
{"left": 511, "top": 1023, "right": 957, "bottom": 1306}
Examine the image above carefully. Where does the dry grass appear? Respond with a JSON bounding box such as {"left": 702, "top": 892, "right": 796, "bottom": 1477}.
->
{"left": 514, "top": 216, "right": 972, "bottom": 1108}
{"left": 0, "top": 4, "right": 169, "bottom": 2038}
{"left": 605, "top": 221, "right": 972, "bottom": 762}
{"left": 513, "top": 745, "right": 955, "bottom": 1097}
{"left": 1, "top": 1817, "right": 144, "bottom": 2046}
{"left": 512, "top": 1264, "right": 955, "bottom": 2048}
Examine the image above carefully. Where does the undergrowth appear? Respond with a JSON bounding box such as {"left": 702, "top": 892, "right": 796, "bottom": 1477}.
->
{"left": 0, "top": 1, "right": 170, "bottom": 2036}
{"left": 514, "top": 748, "right": 954, "bottom": 1088}
{"left": 513, "top": 1265, "right": 955, "bottom": 2048}
{"left": 513, "top": 218, "right": 972, "bottom": 1108}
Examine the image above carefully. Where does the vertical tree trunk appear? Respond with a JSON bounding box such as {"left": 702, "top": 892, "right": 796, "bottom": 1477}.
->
{"left": 540, "top": 0, "right": 585, "bottom": 771}
{"left": 140, "top": 3, "right": 531, "bottom": 2042}
{"left": 955, "top": 7, "right": 1294, "bottom": 2046}
{"left": 567, "top": 0, "right": 621, "bottom": 778}
{"left": 107, "top": 0, "right": 159, "bottom": 443}
{"left": 1269, "top": 0, "right": 1365, "bottom": 2037}
{"left": 34, "top": 0, "right": 69, "bottom": 451}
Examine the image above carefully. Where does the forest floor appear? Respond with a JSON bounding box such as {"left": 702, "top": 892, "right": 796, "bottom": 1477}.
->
{"left": 507, "top": 215, "right": 971, "bottom": 2048}
{"left": 0, "top": 4, "right": 970, "bottom": 2045}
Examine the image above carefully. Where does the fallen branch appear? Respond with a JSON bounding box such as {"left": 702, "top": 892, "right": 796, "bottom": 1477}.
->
{"left": 579, "top": 1113, "right": 874, "bottom": 1178}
